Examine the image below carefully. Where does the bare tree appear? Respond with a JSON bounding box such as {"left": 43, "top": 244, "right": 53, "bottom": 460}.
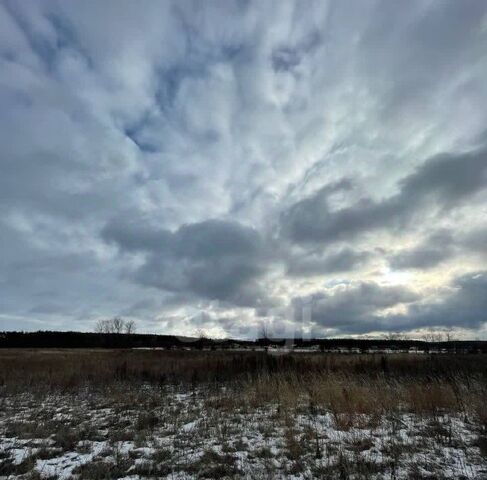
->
{"left": 124, "top": 319, "right": 136, "bottom": 334}
{"left": 422, "top": 328, "right": 445, "bottom": 343}
{"left": 383, "top": 331, "right": 403, "bottom": 341}
{"left": 95, "top": 319, "right": 110, "bottom": 334}
{"left": 445, "top": 328, "right": 456, "bottom": 342}
{"left": 111, "top": 317, "right": 124, "bottom": 334}
{"left": 94, "top": 317, "right": 135, "bottom": 334}
{"left": 259, "top": 321, "right": 270, "bottom": 341}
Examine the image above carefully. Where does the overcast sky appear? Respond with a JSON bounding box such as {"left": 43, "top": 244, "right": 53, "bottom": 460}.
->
{"left": 1, "top": 0, "right": 487, "bottom": 339}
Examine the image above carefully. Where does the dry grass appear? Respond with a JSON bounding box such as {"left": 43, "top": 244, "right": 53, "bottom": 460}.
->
{"left": 0, "top": 349, "right": 485, "bottom": 389}
{"left": 1, "top": 349, "right": 486, "bottom": 420}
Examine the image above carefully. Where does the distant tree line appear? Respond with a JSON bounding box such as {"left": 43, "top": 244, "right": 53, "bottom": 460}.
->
{"left": 255, "top": 336, "right": 487, "bottom": 353}
{"left": 0, "top": 331, "right": 199, "bottom": 349}
{"left": 0, "top": 330, "right": 487, "bottom": 352}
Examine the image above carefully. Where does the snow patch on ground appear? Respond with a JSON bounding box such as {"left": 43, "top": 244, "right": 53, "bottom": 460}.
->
{"left": 1, "top": 387, "right": 486, "bottom": 479}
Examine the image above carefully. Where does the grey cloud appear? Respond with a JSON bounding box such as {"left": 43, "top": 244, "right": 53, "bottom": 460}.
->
{"left": 463, "top": 228, "right": 487, "bottom": 257}
{"left": 281, "top": 146, "right": 487, "bottom": 245}
{"left": 102, "top": 216, "right": 172, "bottom": 252}
{"left": 389, "top": 247, "right": 451, "bottom": 271}
{"left": 103, "top": 218, "right": 276, "bottom": 308}
{"left": 398, "top": 148, "right": 487, "bottom": 208}
{"left": 389, "top": 231, "right": 455, "bottom": 270}
{"left": 388, "top": 271, "right": 487, "bottom": 332}
{"left": 304, "top": 271, "right": 487, "bottom": 335}
{"left": 295, "top": 281, "right": 419, "bottom": 332}
{"left": 389, "top": 227, "right": 487, "bottom": 270}
{"left": 287, "top": 247, "right": 372, "bottom": 277}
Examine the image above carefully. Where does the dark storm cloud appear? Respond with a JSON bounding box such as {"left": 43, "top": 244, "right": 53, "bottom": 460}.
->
{"left": 302, "top": 271, "right": 487, "bottom": 335}
{"left": 103, "top": 218, "right": 276, "bottom": 308}
{"left": 388, "top": 271, "right": 487, "bottom": 332}
{"left": 281, "top": 146, "right": 487, "bottom": 245}
{"left": 294, "top": 281, "right": 419, "bottom": 333}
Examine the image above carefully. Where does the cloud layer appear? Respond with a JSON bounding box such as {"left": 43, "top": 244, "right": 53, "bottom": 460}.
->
{"left": 1, "top": 0, "right": 487, "bottom": 338}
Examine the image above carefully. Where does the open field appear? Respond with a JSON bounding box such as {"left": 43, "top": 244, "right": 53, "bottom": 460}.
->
{"left": 1, "top": 350, "right": 487, "bottom": 479}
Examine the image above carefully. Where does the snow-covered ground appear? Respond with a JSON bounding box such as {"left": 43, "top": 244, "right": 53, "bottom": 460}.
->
{"left": 1, "top": 386, "right": 486, "bottom": 479}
